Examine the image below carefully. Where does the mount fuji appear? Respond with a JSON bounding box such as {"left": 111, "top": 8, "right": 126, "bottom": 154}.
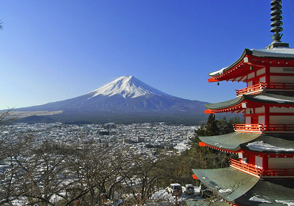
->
{"left": 90, "top": 76, "right": 173, "bottom": 99}
{"left": 14, "top": 76, "right": 209, "bottom": 124}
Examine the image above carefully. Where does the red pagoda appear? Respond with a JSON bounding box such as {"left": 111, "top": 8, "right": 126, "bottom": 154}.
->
{"left": 192, "top": 1, "right": 294, "bottom": 205}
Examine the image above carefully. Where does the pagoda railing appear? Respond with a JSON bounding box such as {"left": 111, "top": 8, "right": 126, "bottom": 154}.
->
{"left": 236, "top": 82, "right": 294, "bottom": 96}
{"left": 266, "top": 83, "right": 294, "bottom": 90}
{"left": 229, "top": 158, "right": 262, "bottom": 177}
{"left": 236, "top": 82, "right": 266, "bottom": 96}
{"left": 263, "top": 124, "right": 294, "bottom": 131}
{"left": 262, "top": 169, "right": 294, "bottom": 177}
{"left": 234, "top": 124, "right": 294, "bottom": 132}
{"left": 234, "top": 124, "right": 263, "bottom": 132}
{"left": 230, "top": 159, "right": 294, "bottom": 177}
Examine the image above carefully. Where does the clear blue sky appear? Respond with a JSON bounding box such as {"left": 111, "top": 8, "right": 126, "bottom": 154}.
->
{"left": 1, "top": 0, "right": 294, "bottom": 110}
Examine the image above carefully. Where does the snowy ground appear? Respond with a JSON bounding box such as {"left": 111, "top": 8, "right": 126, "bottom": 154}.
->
{"left": 10, "top": 186, "right": 201, "bottom": 206}
{"left": 148, "top": 186, "right": 201, "bottom": 205}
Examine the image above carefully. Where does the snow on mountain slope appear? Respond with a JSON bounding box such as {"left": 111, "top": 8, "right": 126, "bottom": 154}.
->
{"left": 13, "top": 75, "right": 209, "bottom": 125}
{"left": 89, "top": 76, "right": 173, "bottom": 99}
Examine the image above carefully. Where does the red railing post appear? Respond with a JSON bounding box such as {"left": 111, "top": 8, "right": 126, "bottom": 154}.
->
{"left": 234, "top": 123, "right": 294, "bottom": 132}
{"left": 229, "top": 158, "right": 263, "bottom": 177}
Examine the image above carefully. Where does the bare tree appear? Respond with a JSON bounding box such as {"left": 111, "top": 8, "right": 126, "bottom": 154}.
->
{"left": 0, "top": 131, "right": 34, "bottom": 205}
{"left": 121, "top": 148, "right": 166, "bottom": 205}
{"left": 15, "top": 140, "right": 74, "bottom": 206}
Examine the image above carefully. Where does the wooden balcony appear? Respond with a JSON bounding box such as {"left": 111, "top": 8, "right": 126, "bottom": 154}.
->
{"left": 236, "top": 83, "right": 266, "bottom": 96}
{"left": 266, "top": 83, "right": 294, "bottom": 90}
{"left": 234, "top": 124, "right": 294, "bottom": 133}
{"left": 264, "top": 124, "right": 294, "bottom": 132}
{"left": 229, "top": 158, "right": 262, "bottom": 177}
{"left": 234, "top": 124, "right": 263, "bottom": 133}
{"left": 236, "top": 82, "right": 294, "bottom": 96}
{"left": 262, "top": 169, "right": 294, "bottom": 177}
{"left": 230, "top": 159, "right": 294, "bottom": 177}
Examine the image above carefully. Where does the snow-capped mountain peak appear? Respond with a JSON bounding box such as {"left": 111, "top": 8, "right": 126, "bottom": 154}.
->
{"left": 90, "top": 76, "right": 172, "bottom": 99}
{"left": 14, "top": 75, "right": 208, "bottom": 123}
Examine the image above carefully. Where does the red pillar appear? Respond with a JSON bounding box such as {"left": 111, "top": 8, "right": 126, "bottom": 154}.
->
{"left": 265, "top": 105, "right": 270, "bottom": 128}
{"left": 263, "top": 154, "right": 269, "bottom": 171}
{"left": 137, "top": 194, "right": 140, "bottom": 206}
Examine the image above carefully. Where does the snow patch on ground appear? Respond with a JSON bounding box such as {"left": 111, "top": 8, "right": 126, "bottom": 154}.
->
{"left": 151, "top": 190, "right": 175, "bottom": 202}
{"left": 150, "top": 187, "right": 201, "bottom": 204}
{"left": 174, "top": 142, "right": 190, "bottom": 152}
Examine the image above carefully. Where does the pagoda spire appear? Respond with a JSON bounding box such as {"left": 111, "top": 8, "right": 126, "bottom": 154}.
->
{"left": 267, "top": 0, "right": 289, "bottom": 49}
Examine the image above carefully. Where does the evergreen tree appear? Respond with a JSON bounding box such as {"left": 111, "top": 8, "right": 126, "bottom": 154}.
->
{"left": 205, "top": 114, "right": 219, "bottom": 136}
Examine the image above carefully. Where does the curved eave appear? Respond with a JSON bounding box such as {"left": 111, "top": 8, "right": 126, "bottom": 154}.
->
{"left": 200, "top": 132, "right": 294, "bottom": 154}
{"left": 199, "top": 132, "right": 261, "bottom": 151}
{"left": 199, "top": 142, "right": 241, "bottom": 154}
{"left": 246, "top": 91, "right": 294, "bottom": 106}
{"left": 205, "top": 96, "right": 246, "bottom": 114}
{"left": 192, "top": 167, "right": 294, "bottom": 205}
{"left": 205, "top": 91, "right": 294, "bottom": 114}
{"left": 209, "top": 49, "right": 249, "bottom": 78}
{"left": 208, "top": 48, "right": 294, "bottom": 82}
{"left": 192, "top": 167, "right": 260, "bottom": 204}
{"left": 235, "top": 178, "right": 294, "bottom": 206}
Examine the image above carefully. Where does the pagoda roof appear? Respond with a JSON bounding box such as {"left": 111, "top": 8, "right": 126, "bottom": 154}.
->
{"left": 208, "top": 48, "right": 294, "bottom": 82}
{"left": 192, "top": 167, "right": 294, "bottom": 205}
{"left": 205, "top": 91, "right": 294, "bottom": 113}
{"left": 198, "top": 132, "right": 260, "bottom": 152}
{"left": 199, "top": 132, "right": 294, "bottom": 154}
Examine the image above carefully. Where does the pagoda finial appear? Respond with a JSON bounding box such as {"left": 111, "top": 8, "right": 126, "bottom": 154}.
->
{"left": 270, "top": 0, "right": 283, "bottom": 42}
{"left": 267, "top": 0, "right": 289, "bottom": 49}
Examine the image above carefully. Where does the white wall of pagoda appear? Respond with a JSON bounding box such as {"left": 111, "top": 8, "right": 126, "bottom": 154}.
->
{"left": 246, "top": 67, "right": 266, "bottom": 87}
{"left": 270, "top": 76, "right": 294, "bottom": 83}
{"left": 269, "top": 116, "right": 294, "bottom": 124}
{"left": 244, "top": 105, "right": 294, "bottom": 127}
{"left": 257, "top": 68, "right": 266, "bottom": 76}
{"left": 269, "top": 66, "right": 294, "bottom": 83}
{"left": 270, "top": 107, "right": 294, "bottom": 112}
{"left": 255, "top": 156, "right": 263, "bottom": 169}
{"left": 255, "top": 107, "right": 265, "bottom": 113}
{"left": 260, "top": 76, "right": 266, "bottom": 83}
{"left": 269, "top": 107, "right": 294, "bottom": 124}
{"left": 268, "top": 158, "right": 294, "bottom": 169}
{"left": 245, "top": 66, "right": 294, "bottom": 88}
{"left": 258, "top": 116, "right": 265, "bottom": 124}
{"left": 244, "top": 108, "right": 265, "bottom": 124}
{"left": 270, "top": 67, "right": 294, "bottom": 73}
{"left": 245, "top": 116, "right": 251, "bottom": 124}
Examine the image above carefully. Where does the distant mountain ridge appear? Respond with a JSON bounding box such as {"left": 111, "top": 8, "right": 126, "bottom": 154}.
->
{"left": 13, "top": 76, "right": 209, "bottom": 124}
